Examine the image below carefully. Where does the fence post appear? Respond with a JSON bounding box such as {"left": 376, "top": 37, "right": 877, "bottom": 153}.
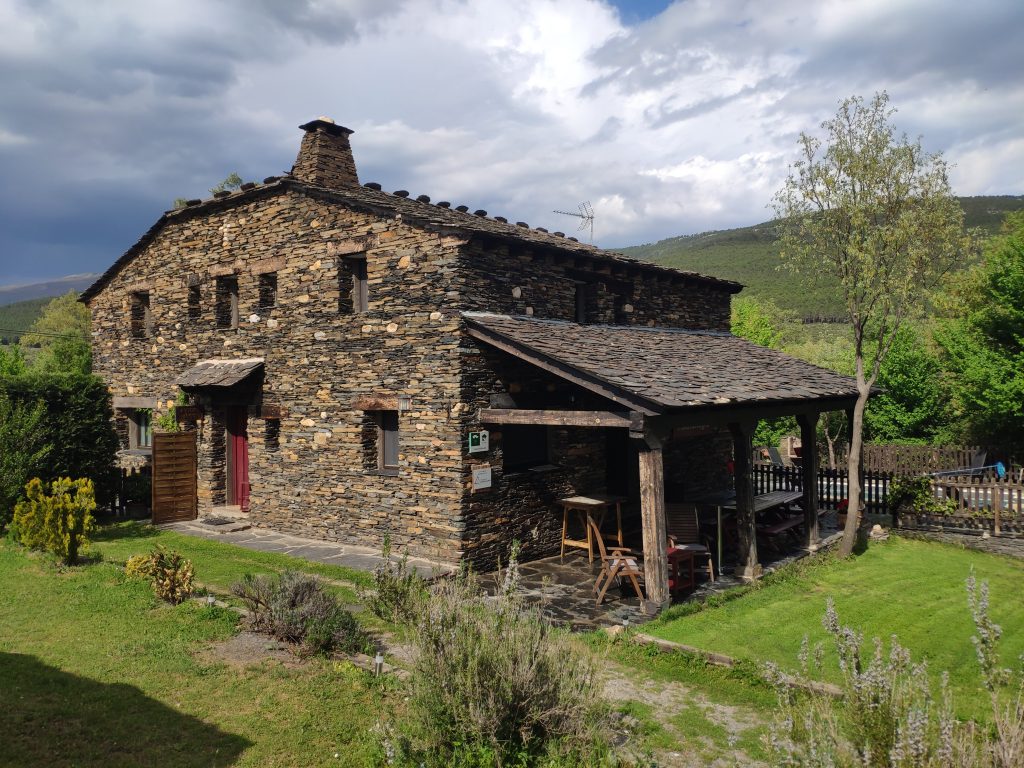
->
{"left": 994, "top": 479, "right": 1002, "bottom": 536}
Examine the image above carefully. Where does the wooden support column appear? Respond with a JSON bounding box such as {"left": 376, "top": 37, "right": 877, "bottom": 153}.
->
{"left": 730, "top": 421, "right": 761, "bottom": 581}
{"left": 797, "top": 412, "right": 820, "bottom": 551}
{"left": 632, "top": 416, "right": 669, "bottom": 613}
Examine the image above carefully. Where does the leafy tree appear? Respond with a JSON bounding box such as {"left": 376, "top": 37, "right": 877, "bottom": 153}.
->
{"left": 863, "top": 325, "right": 949, "bottom": 444}
{"left": 731, "top": 295, "right": 786, "bottom": 349}
{"left": 773, "top": 92, "right": 970, "bottom": 557}
{"left": 19, "top": 291, "right": 91, "bottom": 375}
{"left": 936, "top": 211, "right": 1024, "bottom": 455}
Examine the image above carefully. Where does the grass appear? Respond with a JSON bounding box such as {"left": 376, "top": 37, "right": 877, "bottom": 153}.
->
{"left": 0, "top": 535, "right": 391, "bottom": 767}
{"left": 645, "top": 535, "right": 1024, "bottom": 720}
{"left": 91, "top": 521, "right": 372, "bottom": 604}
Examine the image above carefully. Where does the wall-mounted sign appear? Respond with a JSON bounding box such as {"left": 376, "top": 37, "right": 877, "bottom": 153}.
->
{"left": 472, "top": 465, "right": 492, "bottom": 491}
{"left": 468, "top": 430, "right": 490, "bottom": 454}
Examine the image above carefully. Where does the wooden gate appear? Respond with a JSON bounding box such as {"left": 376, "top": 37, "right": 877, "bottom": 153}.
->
{"left": 151, "top": 432, "right": 198, "bottom": 524}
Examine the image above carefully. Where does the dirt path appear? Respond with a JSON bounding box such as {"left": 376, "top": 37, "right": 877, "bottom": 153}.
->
{"left": 602, "top": 661, "right": 769, "bottom": 767}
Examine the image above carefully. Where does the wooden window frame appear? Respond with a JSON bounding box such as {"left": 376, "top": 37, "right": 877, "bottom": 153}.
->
{"left": 340, "top": 255, "right": 368, "bottom": 314}
{"left": 128, "top": 409, "right": 152, "bottom": 450}
{"left": 215, "top": 276, "right": 239, "bottom": 329}
{"left": 375, "top": 410, "right": 399, "bottom": 475}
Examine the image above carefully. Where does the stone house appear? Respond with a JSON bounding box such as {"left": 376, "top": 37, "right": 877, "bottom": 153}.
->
{"left": 83, "top": 118, "right": 860, "bottom": 604}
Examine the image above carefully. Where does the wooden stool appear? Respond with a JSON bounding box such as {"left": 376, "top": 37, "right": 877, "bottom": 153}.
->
{"left": 558, "top": 494, "right": 625, "bottom": 562}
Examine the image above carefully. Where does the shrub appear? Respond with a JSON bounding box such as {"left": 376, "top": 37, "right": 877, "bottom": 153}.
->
{"left": 360, "top": 536, "right": 428, "bottom": 625}
{"left": 0, "top": 393, "right": 50, "bottom": 529}
{"left": 13, "top": 477, "right": 97, "bottom": 564}
{"left": 386, "top": 554, "right": 614, "bottom": 767}
{"left": 149, "top": 546, "right": 195, "bottom": 604}
{"left": 890, "top": 475, "right": 956, "bottom": 516}
{"left": 124, "top": 553, "right": 153, "bottom": 579}
{"left": 0, "top": 373, "right": 118, "bottom": 509}
{"left": 232, "top": 570, "right": 368, "bottom": 656}
{"left": 767, "top": 577, "right": 1024, "bottom": 767}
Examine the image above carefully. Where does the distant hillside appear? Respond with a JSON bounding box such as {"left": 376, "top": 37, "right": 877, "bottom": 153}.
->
{"left": 621, "top": 195, "right": 1024, "bottom": 320}
{"left": 0, "top": 297, "right": 53, "bottom": 344}
{"left": 0, "top": 273, "right": 98, "bottom": 307}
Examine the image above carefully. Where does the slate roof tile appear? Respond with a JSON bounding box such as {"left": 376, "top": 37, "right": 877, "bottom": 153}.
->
{"left": 462, "top": 313, "right": 860, "bottom": 412}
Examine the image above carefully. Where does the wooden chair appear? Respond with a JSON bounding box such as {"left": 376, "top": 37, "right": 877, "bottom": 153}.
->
{"left": 587, "top": 518, "right": 643, "bottom": 605}
{"left": 664, "top": 503, "right": 715, "bottom": 582}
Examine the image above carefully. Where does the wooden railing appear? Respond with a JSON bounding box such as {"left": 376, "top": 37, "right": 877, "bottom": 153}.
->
{"left": 835, "top": 444, "right": 982, "bottom": 476}
{"left": 752, "top": 462, "right": 892, "bottom": 517}
{"left": 930, "top": 474, "right": 1024, "bottom": 533}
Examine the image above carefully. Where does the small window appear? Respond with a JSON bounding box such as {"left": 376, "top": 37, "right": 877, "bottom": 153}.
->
{"left": 502, "top": 425, "right": 549, "bottom": 472}
{"left": 258, "top": 273, "right": 277, "bottom": 309}
{"left": 130, "top": 409, "right": 152, "bottom": 449}
{"left": 187, "top": 285, "right": 201, "bottom": 321}
{"left": 264, "top": 418, "right": 280, "bottom": 451}
{"left": 376, "top": 410, "right": 399, "bottom": 473}
{"left": 574, "top": 283, "right": 587, "bottom": 324}
{"left": 339, "top": 256, "right": 368, "bottom": 313}
{"left": 130, "top": 292, "right": 152, "bottom": 338}
{"left": 215, "top": 276, "right": 239, "bottom": 328}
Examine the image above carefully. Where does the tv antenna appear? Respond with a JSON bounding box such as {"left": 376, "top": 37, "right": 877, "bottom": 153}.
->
{"left": 553, "top": 201, "right": 594, "bottom": 243}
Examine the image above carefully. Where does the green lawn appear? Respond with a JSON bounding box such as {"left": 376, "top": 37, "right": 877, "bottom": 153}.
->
{"left": 646, "top": 536, "right": 1024, "bottom": 719}
{"left": 0, "top": 533, "right": 390, "bottom": 767}
{"left": 91, "top": 522, "right": 372, "bottom": 604}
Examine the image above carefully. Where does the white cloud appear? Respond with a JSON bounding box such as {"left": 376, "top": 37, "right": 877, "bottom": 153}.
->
{"left": 0, "top": 0, "right": 1021, "bottom": 281}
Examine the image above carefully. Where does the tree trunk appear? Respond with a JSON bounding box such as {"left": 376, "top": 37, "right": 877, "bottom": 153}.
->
{"left": 838, "top": 388, "right": 870, "bottom": 557}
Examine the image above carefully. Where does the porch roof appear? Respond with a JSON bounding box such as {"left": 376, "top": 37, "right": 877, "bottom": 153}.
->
{"left": 177, "top": 358, "right": 264, "bottom": 388}
{"left": 463, "top": 313, "right": 860, "bottom": 415}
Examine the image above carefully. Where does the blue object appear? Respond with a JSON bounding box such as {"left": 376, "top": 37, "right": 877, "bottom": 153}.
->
{"left": 997, "top": 461, "right": 1007, "bottom": 479}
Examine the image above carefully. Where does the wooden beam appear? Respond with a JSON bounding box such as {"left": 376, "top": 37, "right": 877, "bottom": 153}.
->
{"left": 730, "top": 421, "right": 761, "bottom": 581}
{"left": 464, "top": 324, "right": 662, "bottom": 415}
{"left": 636, "top": 431, "right": 670, "bottom": 612}
{"left": 797, "top": 412, "right": 820, "bottom": 551}
{"left": 479, "top": 409, "right": 632, "bottom": 428}
{"left": 649, "top": 396, "right": 861, "bottom": 430}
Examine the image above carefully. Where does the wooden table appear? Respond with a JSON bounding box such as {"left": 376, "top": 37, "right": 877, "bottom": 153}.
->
{"left": 558, "top": 494, "right": 625, "bottom": 562}
{"left": 687, "top": 489, "right": 803, "bottom": 575}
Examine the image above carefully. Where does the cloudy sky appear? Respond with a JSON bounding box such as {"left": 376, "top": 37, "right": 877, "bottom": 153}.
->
{"left": 1, "top": 0, "right": 1022, "bottom": 284}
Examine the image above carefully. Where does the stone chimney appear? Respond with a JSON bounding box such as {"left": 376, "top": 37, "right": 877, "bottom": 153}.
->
{"left": 290, "top": 117, "right": 359, "bottom": 189}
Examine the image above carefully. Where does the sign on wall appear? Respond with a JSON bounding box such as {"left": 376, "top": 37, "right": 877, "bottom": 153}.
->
{"left": 471, "top": 465, "right": 492, "bottom": 491}
{"left": 468, "top": 430, "right": 490, "bottom": 454}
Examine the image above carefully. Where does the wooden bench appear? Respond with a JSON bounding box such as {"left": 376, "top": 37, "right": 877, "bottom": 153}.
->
{"left": 757, "top": 515, "right": 804, "bottom": 547}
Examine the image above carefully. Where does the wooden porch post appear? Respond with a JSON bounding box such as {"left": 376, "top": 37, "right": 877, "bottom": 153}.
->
{"left": 633, "top": 423, "right": 669, "bottom": 613}
{"left": 730, "top": 421, "right": 761, "bottom": 581}
{"left": 797, "top": 412, "right": 820, "bottom": 551}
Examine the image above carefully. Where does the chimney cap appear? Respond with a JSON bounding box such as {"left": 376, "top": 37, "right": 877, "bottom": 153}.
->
{"left": 298, "top": 118, "right": 354, "bottom": 137}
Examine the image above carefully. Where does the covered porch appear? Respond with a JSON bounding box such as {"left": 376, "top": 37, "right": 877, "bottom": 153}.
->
{"left": 465, "top": 312, "right": 861, "bottom": 613}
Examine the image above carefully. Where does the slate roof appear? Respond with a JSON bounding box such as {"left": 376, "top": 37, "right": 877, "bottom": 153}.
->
{"left": 177, "top": 358, "right": 264, "bottom": 388}
{"left": 463, "top": 313, "right": 861, "bottom": 415}
{"left": 80, "top": 175, "right": 742, "bottom": 302}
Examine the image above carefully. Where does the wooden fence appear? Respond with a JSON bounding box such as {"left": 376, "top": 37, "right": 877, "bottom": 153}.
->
{"left": 927, "top": 474, "right": 1024, "bottom": 533}
{"left": 834, "top": 444, "right": 982, "bottom": 476}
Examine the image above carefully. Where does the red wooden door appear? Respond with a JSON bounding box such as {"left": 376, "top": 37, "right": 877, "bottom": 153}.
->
{"left": 227, "top": 406, "right": 250, "bottom": 512}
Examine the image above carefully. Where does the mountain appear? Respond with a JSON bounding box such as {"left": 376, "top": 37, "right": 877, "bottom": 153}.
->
{"left": 621, "top": 195, "right": 1024, "bottom": 321}
{"left": 0, "top": 274, "right": 99, "bottom": 307}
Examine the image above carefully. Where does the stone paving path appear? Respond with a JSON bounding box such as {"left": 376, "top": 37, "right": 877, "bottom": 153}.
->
{"left": 161, "top": 519, "right": 448, "bottom": 579}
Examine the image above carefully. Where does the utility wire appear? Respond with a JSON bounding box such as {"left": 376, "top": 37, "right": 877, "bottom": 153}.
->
{"left": 0, "top": 327, "right": 89, "bottom": 339}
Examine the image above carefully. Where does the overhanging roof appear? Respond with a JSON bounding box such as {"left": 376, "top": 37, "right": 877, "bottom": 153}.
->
{"left": 177, "top": 358, "right": 264, "bottom": 388}
{"left": 463, "top": 313, "right": 861, "bottom": 416}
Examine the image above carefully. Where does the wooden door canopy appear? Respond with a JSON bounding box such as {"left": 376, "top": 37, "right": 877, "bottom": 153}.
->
{"left": 152, "top": 432, "right": 198, "bottom": 524}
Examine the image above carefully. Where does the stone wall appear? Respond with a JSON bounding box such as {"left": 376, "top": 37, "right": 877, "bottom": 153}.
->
{"left": 457, "top": 238, "right": 732, "bottom": 330}
{"left": 89, "top": 187, "right": 470, "bottom": 564}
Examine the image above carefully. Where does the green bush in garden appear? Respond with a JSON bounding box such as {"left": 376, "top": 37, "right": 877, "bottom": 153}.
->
{"left": 13, "top": 477, "right": 97, "bottom": 564}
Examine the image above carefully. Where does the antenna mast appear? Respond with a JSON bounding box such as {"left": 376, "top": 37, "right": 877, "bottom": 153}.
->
{"left": 552, "top": 201, "right": 594, "bottom": 243}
